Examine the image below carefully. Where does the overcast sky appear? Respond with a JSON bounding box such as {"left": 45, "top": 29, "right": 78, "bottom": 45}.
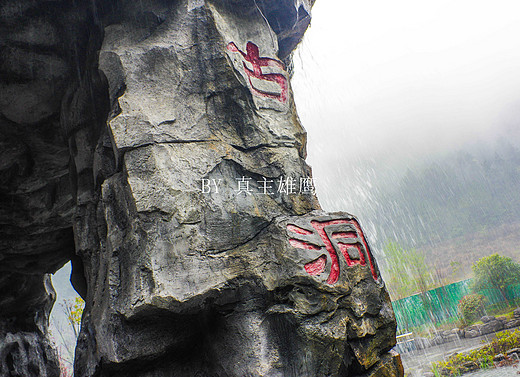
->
{"left": 292, "top": 0, "right": 520, "bottom": 208}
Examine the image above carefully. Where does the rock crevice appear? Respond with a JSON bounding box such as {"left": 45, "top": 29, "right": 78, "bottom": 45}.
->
{"left": 0, "top": 1, "right": 404, "bottom": 376}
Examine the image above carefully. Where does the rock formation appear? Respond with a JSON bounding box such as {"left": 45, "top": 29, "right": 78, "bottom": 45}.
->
{"left": 0, "top": 0, "right": 404, "bottom": 376}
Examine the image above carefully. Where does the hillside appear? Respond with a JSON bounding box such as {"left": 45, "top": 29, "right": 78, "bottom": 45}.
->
{"left": 416, "top": 221, "right": 520, "bottom": 281}
{"left": 360, "top": 144, "right": 520, "bottom": 289}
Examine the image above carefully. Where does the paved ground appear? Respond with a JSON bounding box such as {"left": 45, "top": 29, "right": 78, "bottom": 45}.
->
{"left": 399, "top": 332, "right": 515, "bottom": 376}
{"left": 464, "top": 366, "right": 519, "bottom": 376}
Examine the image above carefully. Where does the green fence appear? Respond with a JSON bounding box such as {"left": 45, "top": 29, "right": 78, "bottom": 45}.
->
{"left": 392, "top": 279, "right": 520, "bottom": 332}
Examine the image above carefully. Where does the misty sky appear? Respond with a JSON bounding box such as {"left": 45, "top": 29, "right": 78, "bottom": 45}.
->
{"left": 292, "top": 0, "right": 520, "bottom": 210}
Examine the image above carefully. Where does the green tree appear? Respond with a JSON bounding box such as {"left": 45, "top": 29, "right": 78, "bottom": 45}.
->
{"left": 63, "top": 296, "right": 84, "bottom": 338}
{"left": 383, "top": 241, "right": 435, "bottom": 299}
{"left": 51, "top": 296, "right": 84, "bottom": 372}
{"left": 383, "top": 241, "right": 440, "bottom": 325}
{"left": 472, "top": 254, "right": 520, "bottom": 305}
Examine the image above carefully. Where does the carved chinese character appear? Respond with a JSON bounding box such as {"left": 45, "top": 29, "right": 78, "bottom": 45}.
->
{"left": 227, "top": 41, "right": 288, "bottom": 103}
{"left": 287, "top": 218, "right": 379, "bottom": 284}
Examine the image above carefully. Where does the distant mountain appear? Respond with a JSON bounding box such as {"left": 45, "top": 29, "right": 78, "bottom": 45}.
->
{"left": 372, "top": 144, "right": 520, "bottom": 248}
{"left": 353, "top": 143, "right": 520, "bottom": 282}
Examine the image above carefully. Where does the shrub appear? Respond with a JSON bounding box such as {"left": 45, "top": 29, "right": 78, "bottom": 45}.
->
{"left": 432, "top": 329, "right": 520, "bottom": 376}
{"left": 458, "top": 294, "right": 486, "bottom": 326}
{"left": 472, "top": 254, "right": 520, "bottom": 306}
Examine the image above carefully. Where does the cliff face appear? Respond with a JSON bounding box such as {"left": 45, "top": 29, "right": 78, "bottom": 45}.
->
{"left": 0, "top": 1, "right": 403, "bottom": 376}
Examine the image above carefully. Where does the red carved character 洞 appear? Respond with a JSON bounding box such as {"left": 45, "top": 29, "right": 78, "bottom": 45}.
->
{"left": 227, "top": 41, "right": 288, "bottom": 103}
{"left": 287, "top": 219, "right": 379, "bottom": 284}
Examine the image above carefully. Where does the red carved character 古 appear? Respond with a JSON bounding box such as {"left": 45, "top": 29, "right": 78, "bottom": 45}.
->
{"left": 227, "top": 41, "right": 288, "bottom": 103}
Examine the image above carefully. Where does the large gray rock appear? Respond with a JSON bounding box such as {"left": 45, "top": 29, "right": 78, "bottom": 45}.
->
{"left": 0, "top": 332, "right": 59, "bottom": 377}
{"left": 0, "top": 0, "right": 403, "bottom": 376}
{"left": 505, "top": 318, "right": 520, "bottom": 329}
{"left": 0, "top": 275, "right": 59, "bottom": 377}
{"left": 0, "top": 1, "right": 97, "bottom": 374}
{"left": 463, "top": 325, "right": 481, "bottom": 338}
{"left": 481, "top": 315, "right": 495, "bottom": 323}
{"left": 479, "top": 319, "right": 504, "bottom": 335}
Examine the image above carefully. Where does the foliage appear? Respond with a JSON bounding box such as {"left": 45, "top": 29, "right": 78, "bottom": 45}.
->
{"left": 383, "top": 241, "right": 436, "bottom": 299}
{"left": 472, "top": 254, "right": 520, "bottom": 304}
{"left": 49, "top": 296, "right": 85, "bottom": 375}
{"left": 61, "top": 296, "right": 84, "bottom": 339}
{"left": 352, "top": 147, "right": 520, "bottom": 292}
{"left": 68, "top": 296, "right": 84, "bottom": 325}
{"left": 432, "top": 329, "right": 520, "bottom": 376}
{"left": 457, "top": 294, "right": 486, "bottom": 326}
{"left": 486, "top": 301, "right": 520, "bottom": 317}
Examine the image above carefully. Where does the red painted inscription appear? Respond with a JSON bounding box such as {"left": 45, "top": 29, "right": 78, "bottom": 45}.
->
{"left": 304, "top": 255, "right": 327, "bottom": 276}
{"left": 227, "top": 41, "right": 288, "bottom": 103}
{"left": 287, "top": 219, "right": 379, "bottom": 284}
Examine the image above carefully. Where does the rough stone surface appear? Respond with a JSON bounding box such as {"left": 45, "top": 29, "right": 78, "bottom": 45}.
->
{"left": 461, "top": 361, "right": 478, "bottom": 372}
{"left": 0, "top": 0, "right": 403, "bottom": 376}
{"left": 463, "top": 325, "right": 481, "bottom": 338}
{"left": 506, "top": 347, "right": 520, "bottom": 356}
{"left": 493, "top": 353, "right": 506, "bottom": 362}
{"left": 481, "top": 315, "right": 495, "bottom": 323}
{"left": 363, "top": 350, "right": 404, "bottom": 377}
{"left": 479, "top": 319, "right": 504, "bottom": 335}
{"left": 0, "top": 275, "right": 59, "bottom": 377}
{"left": 505, "top": 319, "right": 520, "bottom": 329}
{"left": 0, "top": 332, "right": 60, "bottom": 377}
{"left": 461, "top": 318, "right": 510, "bottom": 339}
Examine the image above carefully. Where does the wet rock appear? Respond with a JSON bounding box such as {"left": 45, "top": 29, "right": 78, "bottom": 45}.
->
{"left": 445, "top": 334, "right": 460, "bottom": 343}
{"left": 0, "top": 332, "right": 60, "bottom": 377}
{"left": 463, "top": 325, "right": 481, "bottom": 338}
{"left": 496, "top": 354, "right": 519, "bottom": 368}
{"left": 0, "top": 1, "right": 97, "bottom": 373}
{"left": 0, "top": 275, "right": 59, "bottom": 377}
{"left": 435, "top": 328, "right": 461, "bottom": 344}
{"left": 505, "top": 319, "right": 520, "bottom": 328}
{"left": 506, "top": 348, "right": 520, "bottom": 357}
{"left": 462, "top": 361, "right": 479, "bottom": 372}
{"left": 480, "top": 319, "right": 504, "bottom": 334}
{"left": 494, "top": 353, "right": 506, "bottom": 362}
{"left": 415, "top": 337, "right": 433, "bottom": 350}
{"left": 0, "top": 0, "right": 403, "bottom": 375}
{"left": 481, "top": 315, "right": 495, "bottom": 323}
{"left": 497, "top": 316, "right": 508, "bottom": 323}
{"left": 465, "top": 329, "right": 480, "bottom": 338}
{"left": 362, "top": 350, "right": 404, "bottom": 377}
{"left": 432, "top": 335, "right": 445, "bottom": 345}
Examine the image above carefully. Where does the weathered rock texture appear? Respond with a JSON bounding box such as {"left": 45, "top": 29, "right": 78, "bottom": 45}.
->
{"left": 0, "top": 0, "right": 404, "bottom": 376}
